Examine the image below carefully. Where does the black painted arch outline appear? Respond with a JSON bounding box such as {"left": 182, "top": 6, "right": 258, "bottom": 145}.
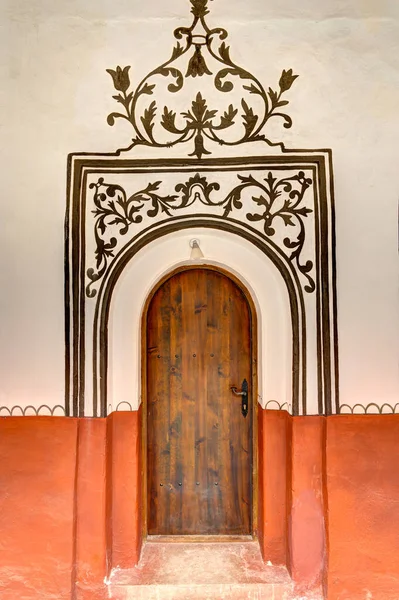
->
{"left": 93, "top": 216, "right": 305, "bottom": 417}
{"left": 65, "top": 152, "right": 338, "bottom": 418}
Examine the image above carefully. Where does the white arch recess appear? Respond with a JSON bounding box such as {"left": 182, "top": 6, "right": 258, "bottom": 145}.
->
{"left": 65, "top": 152, "right": 338, "bottom": 417}
{"left": 110, "top": 227, "right": 292, "bottom": 414}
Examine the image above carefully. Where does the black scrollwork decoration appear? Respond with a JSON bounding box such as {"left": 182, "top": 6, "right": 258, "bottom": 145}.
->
{"left": 222, "top": 171, "right": 315, "bottom": 292}
{"left": 106, "top": 0, "right": 299, "bottom": 158}
{"left": 86, "top": 171, "right": 314, "bottom": 297}
{"left": 86, "top": 178, "right": 181, "bottom": 297}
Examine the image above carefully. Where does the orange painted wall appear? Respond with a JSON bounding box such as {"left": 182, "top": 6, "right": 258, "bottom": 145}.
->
{"left": 290, "top": 417, "right": 326, "bottom": 596}
{"left": 257, "top": 409, "right": 399, "bottom": 599}
{"left": 74, "top": 418, "right": 107, "bottom": 600}
{"left": 326, "top": 415, "right": 399, "bottom": 600}
{"left": 106, "top": 409, "right": 142, "bottom": 573}
{"left": 258, "top": 409, "right": 291, "bottom": 566}
{"left": 0, "top": 417, "right": 78, "bottom": 600}
{"left": 0, "top": 411, "right": 142, "bottom": 600}
{"left": 0, "top": 411, "right": 398, "bottom": 600}
{"left": 258, "top": 410, "right": 326, "bottom": 596}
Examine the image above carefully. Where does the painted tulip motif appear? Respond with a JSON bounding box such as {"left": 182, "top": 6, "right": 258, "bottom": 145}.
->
{"left": 106, "top": 66, "right": 131, "bottom": 93}
{"left": 186, "top": 46, "right": 212, "bottom": 78}
{"left": 279, "top": 69, "right": 299, "bottom": 93}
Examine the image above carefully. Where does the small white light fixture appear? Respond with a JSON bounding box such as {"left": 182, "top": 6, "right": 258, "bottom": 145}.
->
{"left": 189, "top": 238, "right": 204, "bottom": 260}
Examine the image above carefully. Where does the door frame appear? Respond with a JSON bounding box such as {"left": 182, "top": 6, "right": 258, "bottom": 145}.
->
{"left": 140, "top": 264, "right": 258, "bottom": 541}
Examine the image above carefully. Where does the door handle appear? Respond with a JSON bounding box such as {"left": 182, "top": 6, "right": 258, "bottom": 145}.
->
{"left": 231, "top": 379, "right": 249, "bottom": 418}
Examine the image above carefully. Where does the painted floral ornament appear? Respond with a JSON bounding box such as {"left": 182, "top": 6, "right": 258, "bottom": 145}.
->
{"left": 106, "top": 0, "right": 299, "bottom": 158}
{"left": 186, "top": 45, "right": 212, "bottom": 77}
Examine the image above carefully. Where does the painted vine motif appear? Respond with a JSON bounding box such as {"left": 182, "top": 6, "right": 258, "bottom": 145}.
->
{"left": 86, "top": 170, "right": 314, "bottom": 297}
{"left": 106, "top": 0, "right": 298, "bottom": 158}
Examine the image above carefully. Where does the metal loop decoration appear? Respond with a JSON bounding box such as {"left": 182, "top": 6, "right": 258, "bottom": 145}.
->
{"left": 338, "top": 403, "right": 399, "bottom": 415}
{"left": 106, "top": 0, "right": 299, "bottom": 158}
{"left": 264, "top": 399, "right": 292, "bottom": 413}
{"left": 0, "top": 404, "right": 66, "bottom": 417}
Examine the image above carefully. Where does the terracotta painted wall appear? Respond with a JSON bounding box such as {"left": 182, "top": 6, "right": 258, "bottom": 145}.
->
{"left": 258, "top": 409, "right": 291, "bottom": 566}
{"left": 0, "top": 412, "right": 142, "bottom": 600}
{"left": 290, "top": 417, "right": 326, "bottom": 596}
{"left": 106, "top": 410, "right": 142, "bottom": 574}
{"left": 0, "top": 417, "right": 78, "bottom": 600}
{"left": 326, "top": 415, "right": 399, "bottom": 600}
{"left": 0, "top": 411, "right": 398, "bottom": 599}
{"left": 257, "top": 409, "right": 399, "bottom": 599}
{"left": 74, "top": 418, "right": 107, "bottom": 600}
{"left": 257, "top": 410, "right": 326, "bottom": 597}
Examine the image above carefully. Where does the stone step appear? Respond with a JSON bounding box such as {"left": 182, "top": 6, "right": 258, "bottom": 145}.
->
{"left": 108, "top": 540, "right": 294, "bottom": 600}
{"left": 110, "top": 581, "right": 293, "bottom": 599}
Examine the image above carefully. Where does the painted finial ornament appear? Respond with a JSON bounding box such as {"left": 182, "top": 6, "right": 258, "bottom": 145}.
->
{"left": 106, "top": 0, "right": 298, "bottom": 158}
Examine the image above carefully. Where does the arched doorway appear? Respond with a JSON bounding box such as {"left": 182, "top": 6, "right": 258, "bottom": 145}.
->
{"left": 142, "top": 265, "right": 258, "bottom": 537}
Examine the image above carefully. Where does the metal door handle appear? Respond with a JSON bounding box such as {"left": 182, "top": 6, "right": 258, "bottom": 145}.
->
{"left": 231, "top": 379, "right": 249, "bottom": 418}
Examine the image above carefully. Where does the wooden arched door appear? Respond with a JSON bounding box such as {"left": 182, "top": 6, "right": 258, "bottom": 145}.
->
{"left": 146, "top": 267, "right": 254, "bottom": 536}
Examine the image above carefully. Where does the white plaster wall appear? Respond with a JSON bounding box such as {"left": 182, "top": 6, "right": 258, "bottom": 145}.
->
{"left": 1, "top": 0, "right": 398, "bottom": 411}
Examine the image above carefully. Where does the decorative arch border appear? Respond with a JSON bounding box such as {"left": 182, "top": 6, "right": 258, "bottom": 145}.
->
{"left": 65, "top": 151, "right": 338, "bottom": 417}
{"left": 97, "top": 218, "right": 303, "bottom": 418}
